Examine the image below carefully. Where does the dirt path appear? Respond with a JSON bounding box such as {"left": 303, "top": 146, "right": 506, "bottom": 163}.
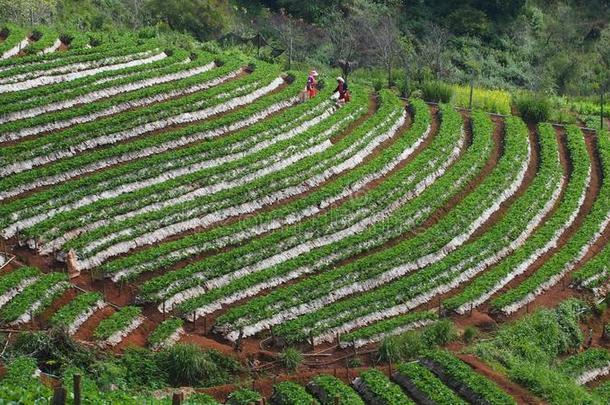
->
{"left": 72, "top": 305, "right": 115, "bottom": 342}
{"left": 457, "top": 354, "right": 546, "bottom": 405}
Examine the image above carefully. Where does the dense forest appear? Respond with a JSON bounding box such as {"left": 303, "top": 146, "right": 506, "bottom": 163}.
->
{"left": 1, "top": 0, "right": 608, "bottom": 98}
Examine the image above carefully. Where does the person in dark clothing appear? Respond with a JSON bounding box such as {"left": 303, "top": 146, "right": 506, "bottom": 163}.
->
{"left": 334, "top": 77, "right": 351, "bottom": 103}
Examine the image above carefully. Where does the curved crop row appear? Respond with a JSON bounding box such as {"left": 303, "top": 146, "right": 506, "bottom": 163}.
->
{"left": 1, "top": 272, "right": 68, "bottom": 325}
{"left": 63, "top": 86, "right": 371, "bottom": 269}
{"left": 0, "top": 49, "right": 165, "bottom": 93}
{"left": 50, "top": 291, "right": 105, "bottom": 335}
{"left": 273, "top": 116, "right": 562, "bottom": 345}
{"left": 0, "top": 62, "right": 281, "bottom": 176}
{"left": 0, "top": 50, "right": 216, "bottom": 131}
{"left": 24, "top": 80, "right": 320, "bottom": 251}
{"left": 444, "top": 125, "right": 590, "bottom": 313}
{"left": 0, "top": 75, "right": 304, "bottom": 237}
{"left": 166, "top": 100, "right": 452, "bottom": 318}
{"left": 133, "top": 90, "right": 408, "bottom": 305}
{"left": 491, "top": 129, "right": 610, "bottom": 314}
{"left": 353, "top": 369, "right": 414, "bottom": 405}
{"left": 0, "top": 43, "right": 186, "bottom": 110}
{"left": 213, "top": 109, "right": 504, "bottom": 341}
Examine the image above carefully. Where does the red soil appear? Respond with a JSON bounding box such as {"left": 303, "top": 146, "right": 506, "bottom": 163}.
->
{"left": 457, "top": 354, "right": 546, "bottom": 405}
{"left": 72, "top": 305, "right": 115, "bottom": 342}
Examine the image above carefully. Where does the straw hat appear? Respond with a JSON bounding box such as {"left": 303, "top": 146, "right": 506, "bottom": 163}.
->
{"left": 336, "top": 77, "right": 344, "bottom": 82}
{"left": 311, "top": 70, "right": 319, "bottom": 76}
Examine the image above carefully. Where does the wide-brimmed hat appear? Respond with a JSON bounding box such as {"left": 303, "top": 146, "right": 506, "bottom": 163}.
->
{"left": 336, "top": 77, "right": 344, "bottom": 82}
{"left": 311, "top": 70, "right": 319, "bottom": 76}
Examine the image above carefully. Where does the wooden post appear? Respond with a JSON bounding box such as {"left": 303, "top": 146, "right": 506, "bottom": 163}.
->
{"left": 469, "top": 76, "right": 474, "bottom": 110}
{"left": 51, "top": 387, "right": 67, "bottom": 405}
{"left": 601, "top": 89, "right": 605, "bottom": 131}
{"left": 388, "top": 360, "right": 393, "bottom": 377}
{"left": 73, "top": 374, "right": 82, "bottom": 405}
{"left": 334, "top": 394, "right": 341, "bottom": 405}
{"left": 172, "top": 392, "right": 182, "bottom": 405}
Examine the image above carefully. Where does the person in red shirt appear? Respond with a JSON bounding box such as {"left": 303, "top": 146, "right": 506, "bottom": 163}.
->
{"left": 306, "top": 70, "right": 319, "bottom": 98}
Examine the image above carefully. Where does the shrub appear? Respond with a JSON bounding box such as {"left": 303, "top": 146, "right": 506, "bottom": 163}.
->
{"left": 396, "top": 79, "right": 411, "bottom": 98}
{"left": 227, "top": 388, "right": 261, "bottom": 405}
{"left": 279, "top": 347, "right": 303, "bottom": 373}
{"left": 377, "top": 320, "right": 457, "bottom": 363}
{"left": 513, "top": 93, "right": 551, "bottom": 123}
{"left": 9, "top": 330, "right": 96, "bottom": 375}
{"left": 347, "top": 357, "right": 363, "bottom": 368}
{"left": 463, "top": 326, "right": 478, "bottom": 343}
{"left": 156, "top": 344, "right": 238, "bottom": 387}
{"left": 373, "top": 78, "right": 384, "bottom": 92}
{"left": 422, "top": 319, "right": 458, "bottom": 346}
{"left": 120, "top": 347, "right": 167, "bottom": 389}
{"left": 421, "top": 81, "right": 453, "bottom": 103}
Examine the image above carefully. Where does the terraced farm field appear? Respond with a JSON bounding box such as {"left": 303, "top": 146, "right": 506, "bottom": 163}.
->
{"left": 1, "top": 25, "right": 610, "bottom": 403}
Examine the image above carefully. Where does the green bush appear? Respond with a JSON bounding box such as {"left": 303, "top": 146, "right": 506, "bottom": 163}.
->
{"left": 463, "top": 326, "right": 478, "bottom": 343}
{"left": 156, "top": 344, "right": 239, "bottom": 387}
{"left": 373, "top": 78, "right": 384, "bottom": 92}
{"left": 227, "top": 388, "right": 262, "bottom": 405}
{"left": 421, "top": 81, "right": 453, "bottom": 103}
{"left": 513, "top": 93, "right": 551, "bottom": 123}
{"left": 377, "top": 320, "right": 457, "bottom": 363}
{"left": 422, "top": 319, "right": 458, "bottom": 346}
{"left": 9, "top": 329, "right": 96, "bottom": 375}
{"left": 120, "top": 347, "right": 168, "bottom": 389}
{"left": 280, "top": 347, "right": 303, "bottom": 373}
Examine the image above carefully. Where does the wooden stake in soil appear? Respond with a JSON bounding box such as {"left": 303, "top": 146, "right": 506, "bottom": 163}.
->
{"left": 334, "top": 395, "right": 341, "bottom": 405}
{"left": 171, "top": 392, "right": 182, "bottom": 405}
{"left": 51, "top": 387, "right": 67, "bottom": 405}
{"left": 73, "top": 374, "right": 81, "bottom": 405}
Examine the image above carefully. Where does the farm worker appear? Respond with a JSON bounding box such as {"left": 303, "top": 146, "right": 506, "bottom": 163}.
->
{"left": 307, "top": 70, "right": 319, "bottom": 98}
{"left": 334, "top": 77, "right": 350, "bottom": 103}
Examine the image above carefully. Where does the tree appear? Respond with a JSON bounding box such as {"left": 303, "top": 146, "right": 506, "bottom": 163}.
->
{"left": 352, "top": 0, "right": 403, "bottom": 87}
{"left": 416, "top": 22, "right": 452, "bottom": 80}
{"left": 146, "top": 0, "right": 230, "bottom": 41}
{"left": 323, "top": 10, "right": 360, "bottom": 77}
{"left": 268, "top": 9, "right": 321, "bottom": 69}
{"left": 0, "top": 0, "right": 57, "bottom": 25}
